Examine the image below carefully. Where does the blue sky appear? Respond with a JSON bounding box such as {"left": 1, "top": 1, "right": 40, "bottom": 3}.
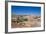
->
{"left": 11, "top": 6, "right": 41, "bottom": 16}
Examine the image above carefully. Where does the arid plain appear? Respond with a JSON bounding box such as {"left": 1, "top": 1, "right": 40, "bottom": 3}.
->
{"left": 11, "top": 15, "right": 41, "bottom": 28}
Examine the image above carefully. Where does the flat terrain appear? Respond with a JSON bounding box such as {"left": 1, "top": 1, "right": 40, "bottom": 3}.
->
{"left": 11, "top": 15, "right": 41, "bottom": 28}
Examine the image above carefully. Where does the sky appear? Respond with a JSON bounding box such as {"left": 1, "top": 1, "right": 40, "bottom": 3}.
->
{"left": 11, "top": 6, "right": 41, "bottom": 16}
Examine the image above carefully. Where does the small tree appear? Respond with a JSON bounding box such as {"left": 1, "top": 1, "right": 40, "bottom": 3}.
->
{"left": 24, "top": 18, "right": 28, "bottom": 21}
